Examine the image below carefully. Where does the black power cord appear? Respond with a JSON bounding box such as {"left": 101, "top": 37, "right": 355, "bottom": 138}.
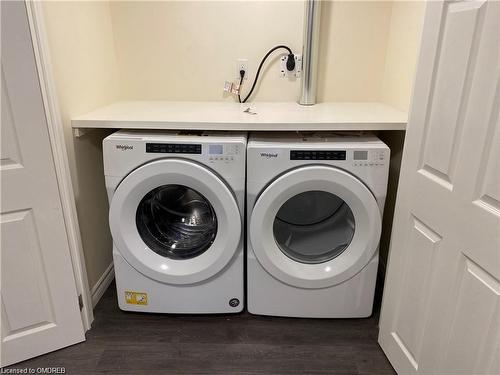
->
{"left": 238, "top": 69, "right": 245, "bottom": 103}
{"left": 240, "top": 45, "right": 295, "bottom": 103}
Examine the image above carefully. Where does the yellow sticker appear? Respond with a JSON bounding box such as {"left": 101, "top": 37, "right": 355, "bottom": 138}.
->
{"left": 125, "top": 291, "right": 148, "bottom": 305}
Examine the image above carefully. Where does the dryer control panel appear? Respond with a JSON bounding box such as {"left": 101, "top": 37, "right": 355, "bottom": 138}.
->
{"left": 290, "top": 150, "right": 346, "bottom": 160}
{"left": 286, "top": 147, "right": 387, "bottom": 167}
{"left": 353, "top": 149, "right": 387, "bottom": 167}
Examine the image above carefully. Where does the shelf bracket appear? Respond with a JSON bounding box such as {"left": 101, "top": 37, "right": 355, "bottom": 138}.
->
{"left": 73, "top": 128, "right": 93, "bottom": 138}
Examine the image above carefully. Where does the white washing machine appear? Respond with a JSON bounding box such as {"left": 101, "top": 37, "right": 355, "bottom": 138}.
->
{"left": 247, "top": 132, "right": 389, "bottom": 318}
{"left": 103, "top": 130, "right": 246, "bottom": 313}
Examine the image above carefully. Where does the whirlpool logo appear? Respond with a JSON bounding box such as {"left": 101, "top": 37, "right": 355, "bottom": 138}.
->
{"left": 116, "top": 144, "right": 133, "bottom": 151}
{"left": 260, "top": 152, "right": 278, "bottom": 159}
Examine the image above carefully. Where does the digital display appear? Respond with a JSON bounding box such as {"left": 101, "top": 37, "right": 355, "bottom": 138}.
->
{"left": 353, "top": 151, "right": 368, "bottom": 160}
{"left": 290, "top": 150, "right": 346, "bottom": 160}
{"left": 209, "top": 144, "right": 223, "bottom": 155}
{"left": 145, "top": 143, "right": 201, "bottom": 154}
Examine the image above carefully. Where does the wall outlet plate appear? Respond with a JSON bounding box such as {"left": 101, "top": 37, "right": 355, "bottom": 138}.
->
{"left": 279, "top": 55, "right": 287, "bottom": 78}
{"left": 280, "top": 53, "right": 302, "bottom": 78}
{"left": 236, "top": 58, "right": 248, "bottom": 80}
{"left": 294, "top": 54, "right": 302, "bottom": 78}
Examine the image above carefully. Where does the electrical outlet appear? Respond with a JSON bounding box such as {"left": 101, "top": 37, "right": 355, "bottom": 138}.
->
{"left": 236, "top": 58, "right": 248, "bottom": 80}
{"left": 280, "top": 53, "right": 301, "bottom": 78}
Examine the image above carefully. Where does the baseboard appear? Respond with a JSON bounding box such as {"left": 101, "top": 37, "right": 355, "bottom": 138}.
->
{"left": 91, "top": 262, "right": 115, "bottom": 308}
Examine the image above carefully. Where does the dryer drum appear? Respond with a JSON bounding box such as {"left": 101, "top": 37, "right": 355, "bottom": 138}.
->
{"left": 273, "top": 190, "right": 355, "bottom": 264}
{"left": 136, "top": 184, "right": 218, "bottom": 260}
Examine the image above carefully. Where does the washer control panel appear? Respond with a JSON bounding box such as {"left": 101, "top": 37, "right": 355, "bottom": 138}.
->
{"left": 146, "top": 143, "right": 202, "bottom": 154}
{"left": 208, "top": 144, "right": 241, "bottom": 163}
{"left": 144, "top": 142, "right": 241, "bottom": 164}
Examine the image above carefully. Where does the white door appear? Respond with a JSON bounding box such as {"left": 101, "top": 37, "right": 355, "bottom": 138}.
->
{"left": 1, "top": 1, "right": 85, "bottom": 367}
{"left": 109, "top": 158, "right": 241, "bottom": 284}
{"left": 250, "top": 165, "right": 381, "bottom": 288}
{"left": 379, "top": 1, "right": 500, "bottom": 374}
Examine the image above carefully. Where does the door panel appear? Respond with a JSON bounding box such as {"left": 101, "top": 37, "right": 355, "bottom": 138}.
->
{"left": 475, "top": 114, "right": 500, "bottom": 213}
{"left": 2, "top": 210, "right": 54, "bottom": 333}
{"left": 421, "top": 0, "right": 484, "bottom": 186}
{"left": 391, "top": 217, "right": 441, "bottom": 369}
{"left": 0, "top": 69, "right": 23, "bottom": 170}
{"left": 1, "top": 1, "right": 85, "bottom": 366}
{"left": 379, "top": 1, "right": 500, "bottom": 374}
{"left": 440, "top": 257, "right": 499, "bottom": 374}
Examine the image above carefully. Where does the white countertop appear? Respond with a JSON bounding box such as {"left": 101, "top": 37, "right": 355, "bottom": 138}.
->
{"left": 71, "top": 101, "right": 407, "bottom": 132}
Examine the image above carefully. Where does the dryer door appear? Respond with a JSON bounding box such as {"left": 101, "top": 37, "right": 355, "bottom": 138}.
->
{"left": 109, "top": 159, "right": 241, "bottom": 285}
{"left": 250, "top": 165, "right": 381, "bottom": 289}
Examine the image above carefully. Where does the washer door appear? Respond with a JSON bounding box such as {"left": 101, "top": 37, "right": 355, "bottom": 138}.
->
{"left": 109, "top": 159, "right": 241, "bottom": 285}
{"left": 250, "top": 165, "right": 381, "bottom": 289}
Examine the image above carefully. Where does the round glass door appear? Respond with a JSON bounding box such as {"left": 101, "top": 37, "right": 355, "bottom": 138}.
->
{"left": 109, "top": 158, "right": 241, "bottom": 285}
{"left": 136, "top": 185, "right": 218, "bottom": 260}
{"left": 249, "top": 165, "right": 382, "bottom": 289}
{"left": 273, "top": 191, "right": 355, "bottom": 264}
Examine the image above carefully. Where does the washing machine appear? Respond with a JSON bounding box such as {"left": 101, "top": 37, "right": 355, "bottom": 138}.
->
{"left": 103, "top": 130, "right": 246, "bottom": 313}
{"left": 247, "top": 132, "right": 389, "bottom": 318}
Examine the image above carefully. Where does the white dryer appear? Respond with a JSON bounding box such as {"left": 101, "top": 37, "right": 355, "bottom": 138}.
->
{"left": 247, "top": 132, "right": 389, "bottom": 318}
{"left": 103, "top": 130, "right": 246, "bottom": 313}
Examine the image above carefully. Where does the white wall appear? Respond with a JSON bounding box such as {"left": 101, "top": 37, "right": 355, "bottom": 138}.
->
{"left": 381, "top": 1, "right": 426, "bottom": 112}
{"left": 43, "top": 1, "right": 119, "bottom": 290}
{"left": 317, "top": 1, "right": 393, "bottom": 102}
{"left": 110, "top": 1, "right": 303, "bottom": 101}
{"left": 110, "top": 1, "right": 406, "bottom": 103}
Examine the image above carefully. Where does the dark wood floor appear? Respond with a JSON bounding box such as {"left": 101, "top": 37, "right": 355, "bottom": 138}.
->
{"left": 11, "top": 282, "right": 395, "bottom": 374}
